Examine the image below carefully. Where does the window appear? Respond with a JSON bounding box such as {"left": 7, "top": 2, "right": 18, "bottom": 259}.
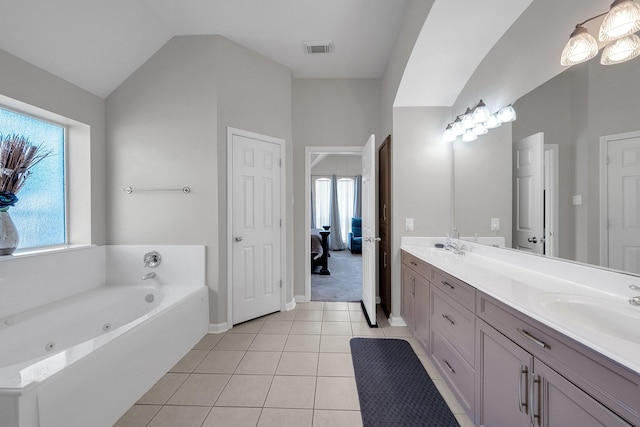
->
{"left": 0, "top": 107, "right": 66, "bottom": 249}
{"left": 313, "top": 176, "right": 356, "bottom": 245}
{"left": 337, "top": 177, "right": 355, "bottom": 244}
{"left": 314, "top": 177, "right": 331, "bottom": 229}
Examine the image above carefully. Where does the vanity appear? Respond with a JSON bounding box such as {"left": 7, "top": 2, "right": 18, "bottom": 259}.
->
{"left": 401, "top": 237, "right": 640, "bottom": 427}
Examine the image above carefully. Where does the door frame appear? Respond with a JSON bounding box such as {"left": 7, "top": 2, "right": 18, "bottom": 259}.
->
{"left": 599, "top": 130, "right": 640, "bottom": 267}
{"left": 544, "top": 144, "right": 559, "bottom": 257}
{"left": 304, "top": 146, "right": 364, "bottom": 301}
{"left": 227, "top": 127, "right": 287, "bottom": 326}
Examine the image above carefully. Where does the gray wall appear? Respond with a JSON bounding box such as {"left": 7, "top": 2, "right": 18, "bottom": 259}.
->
{"left": 391, "top": 107, "right": 451, "bottom": 318}
{"left": 0, "top": 49, "right": 106, "bottom": 244}
{"left": 292, "top": 78, "right": 382, "bottom": 298}
{"left": 311, "top": 155, "right": 362, "bottom": 177}
{"left": 106, "top": 35, "right": 293, "bottom": 325}
{"left": 454, "top": 124, "right": 513, "bottom": 246}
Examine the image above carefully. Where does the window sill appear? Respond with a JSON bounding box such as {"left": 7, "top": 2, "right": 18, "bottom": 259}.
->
{"left": 0, "top": 244, "right": 96, "bottom": 261}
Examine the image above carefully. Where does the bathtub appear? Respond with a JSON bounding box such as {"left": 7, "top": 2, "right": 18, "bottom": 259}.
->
{"left": 0, "top": 245, "right": 209, "bottom": 427}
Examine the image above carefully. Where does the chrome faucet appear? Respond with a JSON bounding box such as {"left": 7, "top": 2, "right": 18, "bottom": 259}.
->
{"left": 142, "top": 272, "right": 156, "bottom": 281}
{"left": 444, "top": 238, "right": 465, "bottom": 256}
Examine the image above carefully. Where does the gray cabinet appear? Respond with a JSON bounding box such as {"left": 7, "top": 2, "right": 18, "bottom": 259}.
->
{"left": 399, "top": 249, "right": 640, "bottom": 426}
{"left": 401, "top": 251, "right": 430, "bottom": 349}
{"left": 477, "top": 318, "right": 631, "bottom": 427}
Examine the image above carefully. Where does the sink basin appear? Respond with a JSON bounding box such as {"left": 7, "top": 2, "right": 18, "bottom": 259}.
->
{"left": 535, "top": 293, "right": 640, "bottom": 343}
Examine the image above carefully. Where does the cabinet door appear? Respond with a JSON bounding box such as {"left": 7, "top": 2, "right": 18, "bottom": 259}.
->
{"left": 401, "top": 265, "right": 415, "bottom": 331}
{"left": 534, "top": 360, "right": 632, "bottom": 427}
{"left": 477, "top": 320, "right": 532, "bottom": 427}
{"left": 413, "top": 273, "right": 429, "bottom": 348}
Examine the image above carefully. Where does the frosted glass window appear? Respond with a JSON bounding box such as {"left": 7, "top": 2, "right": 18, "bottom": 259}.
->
{"left": 0, "top": 108, "right": 66, "bottom": 249}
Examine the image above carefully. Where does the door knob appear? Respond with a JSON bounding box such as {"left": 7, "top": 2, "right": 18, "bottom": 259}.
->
{"left": 235, "top": 237, "right": 243, "bottom": 242}
{"left": 527, "top": 237, "right": 538, "bottom": 243}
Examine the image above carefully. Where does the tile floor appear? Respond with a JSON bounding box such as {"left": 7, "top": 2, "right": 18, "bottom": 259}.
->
{"left": 114, "top": 301, "right": 474, "bottom": 427}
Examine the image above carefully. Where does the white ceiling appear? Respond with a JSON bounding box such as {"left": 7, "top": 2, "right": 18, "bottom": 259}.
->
{"left": 0, "top": 0, "right": 409, "bottom": 98}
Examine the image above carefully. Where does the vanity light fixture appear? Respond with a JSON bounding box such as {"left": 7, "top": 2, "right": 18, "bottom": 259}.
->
{"left": 561, "top": 0, "right": 640, "bottom": 66}
{"left": 442, "top": 100, "right": 515, "bottom": 143}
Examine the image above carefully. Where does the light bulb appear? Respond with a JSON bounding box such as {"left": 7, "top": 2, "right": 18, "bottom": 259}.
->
{"left": 484, "top": 113, "right": 502, "bottom": 129}
{"left": 498, "top": 105, "right": 516, "bottom": 123}
{"left": 601, "top": 33, "right": 640, "bottom": 64}
{"left": 452, "top": 117, "right": 464, "bottom": 136}
{"left": 472, "top": 123, "right": 488, "bottom": 136}
{"left": 599, "top": 0, "right": 640, "bottom": 42}
{"left": 462, "top": 129, "right": 477, "bottom": 142}
{"left": 461, "top": 108, "right": 475, "bottom": 129}
{"left": 561, "top": 25, "right": 598, "bottom": 66}
{"left": 442, "top": 125, "right": 456, "bottom": 143}
{"left": 472, "top": 100, "right": 490, "bottom": 124}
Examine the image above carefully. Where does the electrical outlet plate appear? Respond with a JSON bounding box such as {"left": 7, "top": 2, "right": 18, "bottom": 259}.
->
{"left": 406, "top": 218, "right": 414, "bottom": 231}
{"left": 491, "top": 218, "right": 500, "bottom": 231}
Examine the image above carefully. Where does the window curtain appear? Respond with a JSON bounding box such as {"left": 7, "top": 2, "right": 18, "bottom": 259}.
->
{"left": 353, "top": 175, "right": 362, "bottom": 219}
{"left": 310, "top": 178, "right": 316, "bottom": 229}
{"left": 328, "top": 174, "right": 345, "bottom": 250}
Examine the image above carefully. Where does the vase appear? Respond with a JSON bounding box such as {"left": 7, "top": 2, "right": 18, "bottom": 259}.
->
{"left": 0, "top": 210, "right": 19, "bottom": 255}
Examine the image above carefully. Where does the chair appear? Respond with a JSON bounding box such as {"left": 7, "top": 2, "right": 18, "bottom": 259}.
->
{"left": 349, "top": 217, "right": 362, "bottom": 254}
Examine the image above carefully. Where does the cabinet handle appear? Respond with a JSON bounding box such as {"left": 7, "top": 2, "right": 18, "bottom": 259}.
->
{"left": 410, "top": 261, "right": 418, "bottom": 267}
{"left": 530, "top": 374, "right": 541, "bottom": 426}
{"left": 517, "top": 328, "right": 550, "bottom": 349}
{"left": 443, "top": 359, "right": 455, "bottom": 374}
{"left": 441, "top": 313, "right": 455, "bottom": 326}
{"left": 384, "top": 251, "right": 387, "bottom": 268}
{"left": 441, "top": 280, "right": 455, "bottom": 290}
{"left": 383, "top": 204, "right": 387, "bottom": 221}
{"left": 518, "top": 365, "right": 528, "bottom": 413}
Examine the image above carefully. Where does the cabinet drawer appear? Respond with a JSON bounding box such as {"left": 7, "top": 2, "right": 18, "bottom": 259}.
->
{"left": 478, "top": 292, "right": 640, "bottom": 426}
{"left": 431, "top": 288, "right": 475, "bottom": 365}
{"left": 401, "top": 251, "right": 431, "bottom": 280}
{"left": 432, "top": 267, "right": 476, "bottom": 311}
{"left": 432, "top": 329, "right": 474, "bottom": 416}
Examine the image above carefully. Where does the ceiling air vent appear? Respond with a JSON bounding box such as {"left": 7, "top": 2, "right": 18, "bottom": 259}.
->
{"left": 304, "top": 41, "right": 333, "bottom": 54}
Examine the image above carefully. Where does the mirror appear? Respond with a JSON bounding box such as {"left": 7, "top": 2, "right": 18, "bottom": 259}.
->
{"left": 454, "top": 57, "right": 640, "bottom": 276}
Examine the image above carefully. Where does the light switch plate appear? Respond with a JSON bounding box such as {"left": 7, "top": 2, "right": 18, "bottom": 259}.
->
{"left": 572, "top": 195, "right": 582, "bottom": 205}
{"left": 405, "top": 218, "right": 414, "bottom": 231}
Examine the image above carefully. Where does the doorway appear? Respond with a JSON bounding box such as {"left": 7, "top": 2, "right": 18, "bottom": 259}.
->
{"left": 305, "top": 147, "right": 364, "bottom": 303}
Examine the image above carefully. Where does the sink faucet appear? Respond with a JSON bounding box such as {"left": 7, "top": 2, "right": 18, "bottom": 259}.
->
{"left": 444, "top": 238, "right": 465, "bottom": 256}
{"left": 142, "top": 272, "right": 156, "bottom": 281}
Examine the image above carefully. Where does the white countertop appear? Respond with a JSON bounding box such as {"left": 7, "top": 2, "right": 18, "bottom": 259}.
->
{"left": 401, "top": 237, "right": 640, "bottom": 375}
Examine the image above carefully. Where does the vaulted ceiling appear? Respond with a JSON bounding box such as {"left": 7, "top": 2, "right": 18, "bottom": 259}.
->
{"left": 1, "top": 0, "right": 580, "bottom": 107}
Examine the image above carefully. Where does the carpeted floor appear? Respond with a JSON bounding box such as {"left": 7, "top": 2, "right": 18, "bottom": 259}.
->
{"left": 350, "top": 338, "right": 460, "bottom": 426}
{"left": 311, "top": 250, "right": 362, "bottom": 301}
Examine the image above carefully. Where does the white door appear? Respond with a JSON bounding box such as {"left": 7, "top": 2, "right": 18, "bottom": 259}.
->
{"left": 514, "top": 133, "right": 544, "bottom": 254}
{"left": 606, "top": 134, "right": 640, "bottom": 274}
{"left": 361, "top": 134, "right": 377, "bottom": 326}
{"left": 231, "top": 132, "right": 282, "bottom": 325}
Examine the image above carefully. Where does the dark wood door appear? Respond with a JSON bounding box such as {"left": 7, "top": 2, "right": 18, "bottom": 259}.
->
{"left": 378, "top": 135, "right": 391, "bottom": 317}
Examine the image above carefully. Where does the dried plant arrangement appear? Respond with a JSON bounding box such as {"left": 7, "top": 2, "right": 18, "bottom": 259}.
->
{"left": 0, "top": 133, "right": 51, "bottom": 210}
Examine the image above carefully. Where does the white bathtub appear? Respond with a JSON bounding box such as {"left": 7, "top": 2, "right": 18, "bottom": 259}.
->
{"left": 0, "top": 245, "right": 209, "bottom": 427}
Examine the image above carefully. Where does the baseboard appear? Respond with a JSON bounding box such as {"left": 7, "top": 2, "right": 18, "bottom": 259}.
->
{"left": 388, "top": 314, "right": 407, "bottom": 327}
{"left": 285, "top": 298, "right": 297, "bottom": 311}
{"left": 295, "top": 294, "right": 309, "bottom": 303}
{"left": 208, "top": 322, "right": 229, "bottom": 334}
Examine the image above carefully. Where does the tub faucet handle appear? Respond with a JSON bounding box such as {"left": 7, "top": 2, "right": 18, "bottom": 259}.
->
{"left": 144, "top": 251, "right": 161, "bottom": 268}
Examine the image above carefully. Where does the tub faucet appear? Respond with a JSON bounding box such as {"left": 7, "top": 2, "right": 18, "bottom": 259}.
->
{"left": 142, "top": 272, "right": 156, "bottom": 281}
